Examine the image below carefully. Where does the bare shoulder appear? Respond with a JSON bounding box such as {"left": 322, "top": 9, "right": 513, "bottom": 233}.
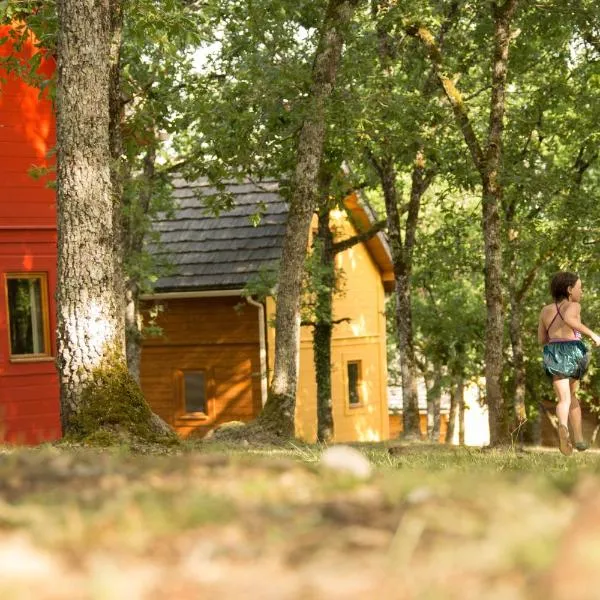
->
{"left": 563, "top": 301, "right": 581, "bottom": 315}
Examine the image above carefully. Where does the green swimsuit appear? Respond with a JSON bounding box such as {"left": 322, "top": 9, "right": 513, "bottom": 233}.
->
{"left": 542, "top": 303, "right": 590, "bottom": 380}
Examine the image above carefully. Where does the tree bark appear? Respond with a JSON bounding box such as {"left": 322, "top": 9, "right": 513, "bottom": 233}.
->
{"left": 56, "top": 0, "right": 126, "bottom": 429}
{"left": 426, "top": 361, "right": 443, "bottom": 442}
{"left": 508, "top": 283, "right": 526, "bottom": 424}
{"left": 259, "top": 0, "right": 359, "bottom": 436}
{"left": 482, "top": 0, "right": 518, "bottom": 446}
{"left": 446, "top": 376, "right": 460, "bottom": 444}
{"left": 458, "top": 376, "right": 465, "bottom": 445}
{"left": 376, "top": 158, "right": 419, "bottom": 439}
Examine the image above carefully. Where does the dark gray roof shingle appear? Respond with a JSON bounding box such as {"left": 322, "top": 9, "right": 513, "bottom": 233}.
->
{"left": 149, "top": 178, "right": 287, "bottom": 292}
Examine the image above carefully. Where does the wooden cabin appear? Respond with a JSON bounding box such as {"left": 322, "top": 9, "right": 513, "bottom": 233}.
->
{"left": 0, "top": 26, "right": 61, "bottom": 443}
{"left": 140, "top": 178, "right": 395, "bottom": 442}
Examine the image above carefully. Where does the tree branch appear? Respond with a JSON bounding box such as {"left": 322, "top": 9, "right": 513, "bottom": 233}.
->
{"left": 331, "top": 219, "right": 387, "bottom": 255}
{"left": 515, "top": 248, "right": 554, "bottom": 304}
{"left": 406, "top": 24, "right": 485, "bottom": 173}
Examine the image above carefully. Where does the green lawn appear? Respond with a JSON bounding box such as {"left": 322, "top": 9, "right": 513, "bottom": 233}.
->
{"left": 0, "top": 441, "right": 597, "bottom": 599}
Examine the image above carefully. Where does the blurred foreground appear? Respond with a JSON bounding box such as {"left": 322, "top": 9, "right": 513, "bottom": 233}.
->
{"left": 0, "top": 442, "right": 599, "bottom": 600}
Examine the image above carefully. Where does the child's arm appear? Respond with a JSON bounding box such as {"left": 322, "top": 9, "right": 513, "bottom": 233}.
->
{"left": 563, "top": 303, "right": 600, "bottom": 346}
{"left": 538, "top": 313, "right": 548, "bottom": 345}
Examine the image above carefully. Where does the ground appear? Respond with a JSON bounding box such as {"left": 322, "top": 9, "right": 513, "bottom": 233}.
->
{"left": 1, "top": 441, "right": 599, "bottom": 600}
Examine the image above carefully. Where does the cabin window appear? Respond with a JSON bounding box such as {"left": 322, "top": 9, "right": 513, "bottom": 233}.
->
{"left": 5, "top": 273, "right": 51, "bottom": 360}
{"left": 176, "top": 370, "right": 208, "bottom": 416}
{"left": 347, "top": 360, "right": 363, "bottom": 407}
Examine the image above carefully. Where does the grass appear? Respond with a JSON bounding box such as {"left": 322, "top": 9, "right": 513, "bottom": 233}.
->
{"left": 0, "top": 440, "right": 598, "bottom": 598}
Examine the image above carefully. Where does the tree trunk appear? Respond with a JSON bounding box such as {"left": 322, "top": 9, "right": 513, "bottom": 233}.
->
{"left": 508, "top": 293, "right": 527, "bottom": 425}
{"left": 376, "top": 152, "right": 433, "bottom": 440}
{"left": 125, "top": 280, "right": 142, "bottom": 383}
{"left": 426, "top": 362, "right": 443, "bottom": 442}
{"left": 446, "top": 377, "right": 460, "bottom": 444}
{"left": 458, "top": 376, "right": 465, "bottom": 445}
{"left": 55, "top": 0, "right": 126, "bottom": 429}
{"left": 482, "top": 0, "right": 518, "bottom": 445}
{"left": 314, "top": 209, "right": 335, "bottom": 442}
{"left": 376, "top": 159, "right": 419, "bottom": 439}
{"left": 259, "top": 0, "right": 358, "bottom": 436}
{"left": 482, "top": 178, "right": 506, "bottom": 445}
{"left": 396, "top": 276, "right": 421, "bottom": 439}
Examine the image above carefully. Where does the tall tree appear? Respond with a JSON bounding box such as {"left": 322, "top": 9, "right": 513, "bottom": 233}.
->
{"left": 55, "top": 0, "right": 126, "bottom": 428}
{"left": 258, "top": 0, "right": 361, "bottom": 436}
{"left": 408, "top": 0, "right": 519, "bottom": 445}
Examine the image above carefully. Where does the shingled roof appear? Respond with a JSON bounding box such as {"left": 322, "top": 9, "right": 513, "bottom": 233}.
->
{"left": 148, "top": 177, "right": 395, "bottom": 294}
{"left": 149, "top": 178, "right": 287, "bottom": 292}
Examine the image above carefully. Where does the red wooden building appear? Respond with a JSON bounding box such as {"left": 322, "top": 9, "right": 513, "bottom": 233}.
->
{"left": 0, "top": 26, "right": 61, "bottom": 443}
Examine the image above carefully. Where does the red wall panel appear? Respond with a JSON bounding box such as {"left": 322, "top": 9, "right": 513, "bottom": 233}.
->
{"left": 0, "top": 25, "right": 61, "bottom": 444}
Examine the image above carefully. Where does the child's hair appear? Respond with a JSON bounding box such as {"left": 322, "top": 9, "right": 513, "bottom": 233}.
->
{"left": 550, "top": 271, "right": 579, "bottom": 302}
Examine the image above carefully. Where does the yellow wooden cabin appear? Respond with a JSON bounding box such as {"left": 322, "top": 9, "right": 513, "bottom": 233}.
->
{"left": 140, "top": 179, "right": 394, "bottom": 442}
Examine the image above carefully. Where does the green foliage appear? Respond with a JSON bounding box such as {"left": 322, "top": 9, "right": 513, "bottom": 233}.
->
{"left": 243, "top": 262, "right": 279, "bottom": 303}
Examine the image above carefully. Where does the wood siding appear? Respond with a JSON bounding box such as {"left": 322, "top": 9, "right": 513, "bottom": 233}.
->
{"left": 140, "top": 296, "right": 262, "bottom": 437}
{"left": 0, "top": 27, "right": 61, "bottom": 443}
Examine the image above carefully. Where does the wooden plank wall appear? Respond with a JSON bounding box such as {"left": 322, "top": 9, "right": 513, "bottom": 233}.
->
{"left": 0, "top": 230, "right": 61, "bottom": 443}
{"left": 140, "top": 296, "right": 262, "bottom": 438}
{"left": 0, "top": 25, "right": 56, "bottom": 228}
{"left": 0, "top": 26, "right": 61, "bottom": 444}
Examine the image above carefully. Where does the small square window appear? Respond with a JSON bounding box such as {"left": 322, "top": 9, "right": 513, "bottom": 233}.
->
{"left": 6, "top": 273, "right": 51, "bottom": 359}
{"left": 175, "top": 369, "right": 209, "bottom": 417}
{"left": 184, "top": 371, "right": 207, "bottom": 414}
{"left": 347, "top": 361, "right": 362, "bottom": 407}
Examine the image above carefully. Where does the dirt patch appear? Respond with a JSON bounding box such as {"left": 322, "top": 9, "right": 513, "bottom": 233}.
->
{"left": 205, "top": 420, "right": 299, "bottom": 447}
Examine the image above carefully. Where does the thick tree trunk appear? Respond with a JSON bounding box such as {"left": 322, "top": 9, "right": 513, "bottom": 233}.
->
{"left": 56, "top": 0, "right": 126, "bottom": 429}
{"left": 259, "top": 0, "right": 358, "bottom": 436}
